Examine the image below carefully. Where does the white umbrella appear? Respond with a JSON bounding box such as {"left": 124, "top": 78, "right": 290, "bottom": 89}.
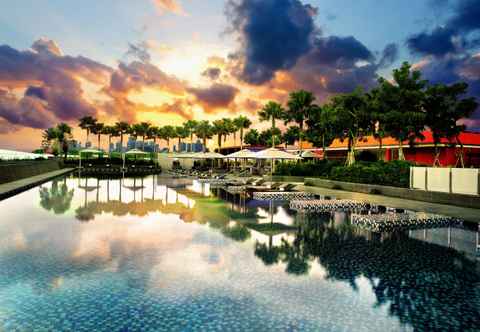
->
{"left": 193, "top": 152, "right": 225, "bottom": 159}
{"left": 225, "top": 149, "right": 257, "bottom": 159}
{"left": 301, "top": 150, "right": 317, "bottom": 158}
{"left": 125, "top": 149, "right": 149, "bottom": 155}
{"left": 254, "top": 148, "right": 302, "bottom": 176}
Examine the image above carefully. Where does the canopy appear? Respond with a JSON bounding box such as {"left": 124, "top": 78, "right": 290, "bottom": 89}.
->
{"left": 125, "top": 149, "right": 149, "bottom": 155}
{"left": 301, "top": 150, "right": 317, "bottom": 158}
{"left": 225, "top": 149, "right": 257, "bottom": 159}
{"left": 193, "top": 152, "right": 225, "bottom": 159}
{"left": 254, "top": 148, "right": 302, "bottom": 160}
{"left": 173, "top": 152, "right": 196, "bottom": 159}
{"left": 79, "top": 148, "right": 103, "bottom": 155}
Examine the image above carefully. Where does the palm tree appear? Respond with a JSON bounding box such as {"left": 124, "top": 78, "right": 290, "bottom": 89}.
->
{"left": 213, "top": 119, "right": 226, "bottom": 150}
{"left": 114, "top": 121, "right": 130, "bottom": 152}
{"left": 194, "top": 120, "right": 213, "bottom": 152}
{"left": 233, "top": 116, "right": 252, "bottom": 149}
{"left": 244, "top": 129, "right": 260, "bottom": 146}
{"left": 258, "top": 101, "right": 285, "bottom": 148}
{"left": 222, "top": 118, "right": 236, "bottom": 145}
{"left": 146, "top": 126, "right": 159, "bottom": 152}
{"left": 90, "top": 122, "right": 104, "bottom": 150}
{"left": 159, "top": 125, "right": 176, "bottom": 151}
{"left": 42, "top": 123, "right": 73, "bottom": 158}
{"left": 78, "top": 116, "right": 97, "bottom": 146}
{"left": 184, "top": 120, "right": 198, "bottom": 152}
{"left": 283, "top": 126, "right": 300, "bottom": 149}
{"left": 285, "top": 90, "right": 316, "bottom": 152}
{"left": 102, "top": 125, "right": 117, "bottom": 153}
{"left": 175, "top": 126, "right": 189, "bottom": 152}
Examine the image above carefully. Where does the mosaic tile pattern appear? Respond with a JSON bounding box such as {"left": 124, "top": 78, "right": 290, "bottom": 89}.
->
{"left": 0, "top": 175, "right": 478, "bottom": 331}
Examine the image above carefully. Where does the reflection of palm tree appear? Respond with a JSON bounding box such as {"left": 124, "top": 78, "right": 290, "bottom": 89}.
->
{"left": 221, "top": 224, "right": 251, "bottom": 242}
{"left": 75, "top": 204, "right": 96, "bottom": 222}
{"left": 254, "top": 240, "right": 280, "bottom": 265}
{"left": 39, "top": 179, "right": 74, "bottom": 214}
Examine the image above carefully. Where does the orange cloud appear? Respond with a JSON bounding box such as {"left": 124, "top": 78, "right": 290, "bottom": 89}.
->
{"left": 151, "top": 0, "right": 186, "bottom": 16}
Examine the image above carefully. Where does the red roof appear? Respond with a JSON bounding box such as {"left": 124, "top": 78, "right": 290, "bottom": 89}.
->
{"left": 301, "top": 131, "right": 480, "bottom": 150}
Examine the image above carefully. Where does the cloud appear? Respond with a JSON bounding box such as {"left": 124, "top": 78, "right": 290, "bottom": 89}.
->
{"left": 124, "top": 41, "right": 151, "bottom": 63}
{"left": 225, "top": 0, "right": 316, "bottom": 84}
{"left": 107, "top": 61, "right": 186, "bottom": 95}
{"left": 0, "top": 89, "right": 57, "bottom": 128}
{"left": 378, "top": 43, "right": 399, "bottom": 68}
{"left": 31, "top": 38, "right": 63, "bottom": 56}
{"left": 202, "top": 67, "right": 222, "bottom": 81}
{"left": 188, "top": 83, "right": 239, "bottom": 111}
{"left": 152, "top": 0, "right": 186, "bottom": 16}
{"left": 407, "top": 27, "right": 458, "bottom": 57}
{"left": 0, "top": 40, "right": 112, "bottom": 128}
{"left": 407, "top": 0, "right": 480, "bottom": 57}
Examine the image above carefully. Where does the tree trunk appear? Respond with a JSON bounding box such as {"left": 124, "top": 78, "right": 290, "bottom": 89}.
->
{"left": 233, "top": 132, "right": 237, "bottom": 146}
{"left": 345, "top": 137, "right": 356, "bottom": 166}
{"left": 322, "top": 134, "right": 327, "bottom": 160}
{"left": 142, "top": 135, "right": 145, "bottom": 151}
{"left": 178, "top": 138, "right": 181, "bottom": 152}
{"left": 271, "top": 118, "right": 276, "bottom": 148}
{"left": 108, "top": 136, "right": 112, "bottom": 155}
{"left": 97, "top": 134, "right": 101, "bottom": 150}
{"left": 433, "top": 144, "right": 441, "bottom": 167}
{"left": 240, "top": 128, "right": 244, "bottom": 150}
{"left": 378, "top": 137, "right": 384, "bottom": 161}
{"left": 120, "top": 134, "right": 124, "bottom": 152}
{"left": 217, "top": 134, "right": 222, "bottom": 150}
{"left": 299, "top": 121, "right": 304, "bottom": 152}
{"left": 153, "top": 137, "right": 157, "bottom": 153}
{"left": 455, "top": 136, "right": 465, "bottom": 168}
{"left": 202, "top": 137, "right": 207, "bottom": 152}
{"left": 86, "top": 129, "right": 90, "bottom": 147}
{"left": 166, "top": 138, "right": 170, "bottom": 152}
{"left": 398, "top": 140, "right": 405, "bottom": 161}
{"left": 190, "top": 133, "right": 194, "bottom": 152}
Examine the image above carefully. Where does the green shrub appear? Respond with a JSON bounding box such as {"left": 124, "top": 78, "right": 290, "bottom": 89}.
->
{"left": 274, "top": 160, "right": 340, "bottom": 177}
{"left": 274, "top": 160, "right": 411, "bottom": 188}
{"left": 329, "top": 160, "right": 411, "bottom": 188}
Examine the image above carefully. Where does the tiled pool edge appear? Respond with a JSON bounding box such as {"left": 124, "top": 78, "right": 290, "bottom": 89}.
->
{"left": 0, "top": 168, "right": 76, "bottom": 201}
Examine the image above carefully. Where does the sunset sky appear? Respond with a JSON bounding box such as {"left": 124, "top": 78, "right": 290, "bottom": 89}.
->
{"left": 1, "top": 0, "right": 479, "bottom": 151}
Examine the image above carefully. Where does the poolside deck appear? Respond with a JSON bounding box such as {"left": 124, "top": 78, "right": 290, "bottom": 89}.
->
{"left": 297, "top": 185, "right": 480, "bottom": 223}
{"left": 0, "top": 168, "right": 75, "bottom": 201}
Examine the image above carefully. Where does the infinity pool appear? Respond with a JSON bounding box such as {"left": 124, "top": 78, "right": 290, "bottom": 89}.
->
{"left": 0, "top": 175, "right": 479, "bottom": 331}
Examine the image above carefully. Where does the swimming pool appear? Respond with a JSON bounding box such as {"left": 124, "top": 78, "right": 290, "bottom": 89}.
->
{"left": 0, "top": 175, "right": 478, "bottom": 331}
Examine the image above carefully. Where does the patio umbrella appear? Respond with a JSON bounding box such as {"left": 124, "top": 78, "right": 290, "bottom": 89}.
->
{"left": 79, "top": 148, "right": 103, "bottom": 168}
{"left": 124, "top": 149, "right": 150, "bottom": 168}
{"left": 300, "top": 150, "right": 317, "bottom": 158}
{"left": 225, "top": 149, "right": 257, "bottom": 171}
{"left": 254, "top": 148, "right": 302, "bottom": 176}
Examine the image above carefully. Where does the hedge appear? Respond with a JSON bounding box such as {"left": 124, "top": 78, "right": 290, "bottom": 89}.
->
{"left": 274, "top": 160, "right": 411, "bottom": 188}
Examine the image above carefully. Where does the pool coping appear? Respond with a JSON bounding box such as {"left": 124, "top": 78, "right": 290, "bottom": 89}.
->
{"left": 0, "top": 168, "right": 76, "bottom": 201}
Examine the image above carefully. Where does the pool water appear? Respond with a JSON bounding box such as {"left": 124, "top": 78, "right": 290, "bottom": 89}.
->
{"left": 0, "top": 175, "right": 479, "bottom": 331}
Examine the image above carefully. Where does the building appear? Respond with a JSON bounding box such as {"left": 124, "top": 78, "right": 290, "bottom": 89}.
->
{"left": 303, "top": 131, "right": 480, "bottom": 167}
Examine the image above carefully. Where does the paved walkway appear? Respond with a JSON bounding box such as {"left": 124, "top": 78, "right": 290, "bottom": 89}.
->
{"left": 297, "top": 185, "right": 480, "bottom": 223}
{"left": 0, "top": 168, "right": 75, "bottom": 201}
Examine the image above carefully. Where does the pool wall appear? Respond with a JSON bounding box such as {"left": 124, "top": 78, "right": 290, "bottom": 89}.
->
{"left": 0, "top": 160, "right": 63, "bottom": 184}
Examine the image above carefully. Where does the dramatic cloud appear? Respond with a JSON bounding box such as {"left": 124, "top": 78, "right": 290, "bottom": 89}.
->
{"left": 188, "top": 83, "right": 239, "bottom": 111}
{"left": 407, "top": 0, "right": 480, "bottom": 57}
{"left": 152, "top": 0, "right": 186, "bottom": 15}
{"left": 226, "top": 0, "right": 316, "bottom": 84}
{"left": 0, "top": 89, "right": 57, "bottom": 128}
{"left": 107, "top": 61, "right": 185, "bottom": 95}
{"left": 407, "top": 27, "right": 458, "bottom": 57}
{"left": 378, "top": 43, "right": 399, "bottom": 68}
{"left": 0, "top": 40, "right": 112, "bottom": 128}
{"left": 202, "top": 67, "right": 222, "bottom": 81}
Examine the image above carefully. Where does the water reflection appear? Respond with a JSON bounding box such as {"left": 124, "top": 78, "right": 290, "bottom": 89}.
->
{"left": 0, "top": 174, "right": 476, "bottom": 331}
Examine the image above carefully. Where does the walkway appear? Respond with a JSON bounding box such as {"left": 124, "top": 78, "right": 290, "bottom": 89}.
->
{"left": 297, "top": 185, "right": 480, "bottom": 223}
{"left": 0, "top": 168, "right": 75, "bottom": 201}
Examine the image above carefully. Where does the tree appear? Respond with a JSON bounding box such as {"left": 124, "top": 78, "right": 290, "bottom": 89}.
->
{"left": 222, "top": 118, "right": 236, "bottom": 144}
{"left": 158, "top": 125, "right": 176, "bottom": 151}
{"left": 90, "top": 122, "right": 104, "bottom": 150}
{"left": 283, "top": 126, "right": 300, "bottom": 149}
{"left": 233, "top": 115, "right": 252, "bottom": 149}
{"left": 377, "top": 62, "right": 427, "bottom": 161}
{"left": 259, "top": 128, "right": 282, "bottom": 147}
{"left": 305, "top": 104, "right": 337, "bottom": 159}
{"left": 42, "top": 123, "right": 73, "bottom": 158}
{"left": 212, "top": 119, "right": 226, "bottom": 150}
{"left": 184, "top": 120, "right": 198, "bottom": 152}
{"left": 136, "top": 122, "right": 151, "bottom": 151}
{"left": 244, "top": 129, "right": 260, "bottom": 146}
{"left": 194, "top": 120, "right": 213, "bottom": 152}
{"left": 146, "top": 126, "right": 159, "bottom": 152}
{"left": 366, "top": 88, "right": 389, "bottom": 161}
{"left": 175, "top": 126, "right": 189, "bottom": 152}
{"left": 285, "top": 90, "right": 316, "bottom": 152}
{"left": 114, "top": 121, "right": 130, "bottom": 152}
{"left": 424, "top": 82, "right": 478, "bottom": 167}
{"left": 330, "top": 88, "right": 372, "bottom": 165}
{"left": 102, "top": 125, "right": 118, "bottom": 153}
{"left": 258, "top": 101, "right": 285, "bottom": 148}
{"left": 78, "top": 116, "right": 97, "bottom": 146}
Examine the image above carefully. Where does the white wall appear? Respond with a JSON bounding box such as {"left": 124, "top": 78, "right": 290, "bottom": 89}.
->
{"left": 410, "top": 167, "right": 479, "bottom": 195}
